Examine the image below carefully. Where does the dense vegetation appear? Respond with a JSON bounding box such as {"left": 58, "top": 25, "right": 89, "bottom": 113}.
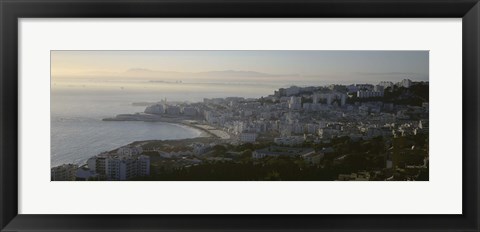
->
{"left": 133, "top": 134, "right": 428, "bottom": 181}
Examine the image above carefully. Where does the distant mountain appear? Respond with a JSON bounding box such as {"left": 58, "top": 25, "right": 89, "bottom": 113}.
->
{"left": 196, "top": 70, "right": 288, "bottom": 78}
{"left": 53, "top": 68, "right": 299, "bottom": 82}
{"left": 124, "top": 68, "right": 182, "bottom": 76}
{"left": 120, "top": 68, "right": 296, "bottom": 79}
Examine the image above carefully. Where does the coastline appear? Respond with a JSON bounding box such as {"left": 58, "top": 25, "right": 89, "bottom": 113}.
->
{"left": 102, "top": 113, "right": 231, "bottom": 139}
{"left": 176, "top": 123, "right": 212, "bottom": 138}
{"left": 51, "top": 115, "right": 216, "bottom": 168}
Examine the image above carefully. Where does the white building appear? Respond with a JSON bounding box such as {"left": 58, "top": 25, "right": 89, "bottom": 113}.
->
{"left": 415, "top": 119, "right": 429, "bottom": 135}
{"left": 75, "top": 168, "right": 98, "bottom": 181}
{"left": 312, "top": 93, "right": 321, "bottom": 104}
{"left": 87, "top": 146, "right": 150, "bottom": 181}
{"left": 105, "top": 154, "right": 150, "bottom": 181}
{"left": 117, "top": 146, "right": 143, "bottom": 156}
{"left": 325, "top": 94, "right": 332, "bottom": 105}
{"left": 51, "top": 164, "right": 78, "bottom": 181}
{"left": 165, "top": 105, "right": 181, "bottom": 115}
{"left": 340, "top": 94, "right": 347, "bottom": 106}
{"left": 204, "top": 111, "right": 218, "bottom": 124}
{"left": 240, "top": 132, "right": 257, "bottom": 143}
{"left": 357, "top": 90, "right": 384, "bottom": 98}
{"left": 242, "top": 110, "right": 253, "bottom": 117}
{"left": 378, "top": 81, "right": 394, "bottom": 89}
{"left": 137, "top": 155, "right": 150, "bottom": 177}
{"left": 289, "top": 96, "right": 302, "bottom": 110}
{"left": 310, "top": 103, "right": 322, "bottom": 111}
{"left": 346, "top": 85, "right": 358, "bottom": 93}
{"left": 87, "top": 152, "right": 109, "bottom": 175}
{"left": 144, "top": 104, "right": 165, "bottom": 114}
{"left": 87, "top": 157, "right": 97, "bottom": 172}
{"left": 318, "top": 128, "right": 340, "bottom": 139}
{"left": 285, "top": 86, "right": 300, "bottom": 96}
{"left": 359, "top": 105, "right": 370, "bottom": 115}
{"left": 302, "top": 103, "right": 312, "bottom": 111}
{"left": 355, "top": 84, "right": 374, "bottom": 91}
{"left": 182, "top": 107, "right": 197, "bottom": 116}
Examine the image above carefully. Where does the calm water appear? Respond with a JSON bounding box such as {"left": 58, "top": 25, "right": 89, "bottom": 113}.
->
{"left": 51, "top": 81, "right": 279, "bottom": 167}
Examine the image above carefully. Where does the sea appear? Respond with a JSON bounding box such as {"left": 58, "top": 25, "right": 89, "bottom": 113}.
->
{"left": 50, "top": 81, "right": 281, "bottom": 167}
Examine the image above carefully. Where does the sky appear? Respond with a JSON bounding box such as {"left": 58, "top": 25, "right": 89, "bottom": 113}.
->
{"left": 51, "top": 50, "right": 429, "bottom": 84}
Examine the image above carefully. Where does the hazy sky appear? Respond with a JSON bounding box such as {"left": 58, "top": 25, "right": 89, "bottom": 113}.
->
{"left": 51, "top": 50, "right": 429, "bottom": 83}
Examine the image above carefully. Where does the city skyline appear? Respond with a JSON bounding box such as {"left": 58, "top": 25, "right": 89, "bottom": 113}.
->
{"left": 51, "top": 50, "right": 429, "bottom": 181}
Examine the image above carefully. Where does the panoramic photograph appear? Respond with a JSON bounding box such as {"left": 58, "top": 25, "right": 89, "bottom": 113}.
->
{"left": 51, "top": 50, "right": 429, "bottom": 181}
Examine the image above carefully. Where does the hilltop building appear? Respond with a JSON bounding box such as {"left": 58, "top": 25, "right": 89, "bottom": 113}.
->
{"left": 51, "top": 164, "right": 78, "bottom": 181}
{"left": 87, "top": 146, "right": 150, "bottom": 181}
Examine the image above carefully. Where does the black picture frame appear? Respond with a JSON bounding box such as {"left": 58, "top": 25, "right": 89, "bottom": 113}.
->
{"left": 1, "top": 0, "right": 479, "bottom": 231}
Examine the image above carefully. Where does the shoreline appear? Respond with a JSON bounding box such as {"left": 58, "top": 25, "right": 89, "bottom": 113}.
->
{"left": 103, "top": 113, "right": 231, "bottom": 139}
{"left": 51, "top": 115, "right": 220, "bottom": 168}
{"left": 53, "top": 135, "right": 219, "bottom": 169}
{"left": 169, "top": 121, "right": 217, "bottom": 138}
